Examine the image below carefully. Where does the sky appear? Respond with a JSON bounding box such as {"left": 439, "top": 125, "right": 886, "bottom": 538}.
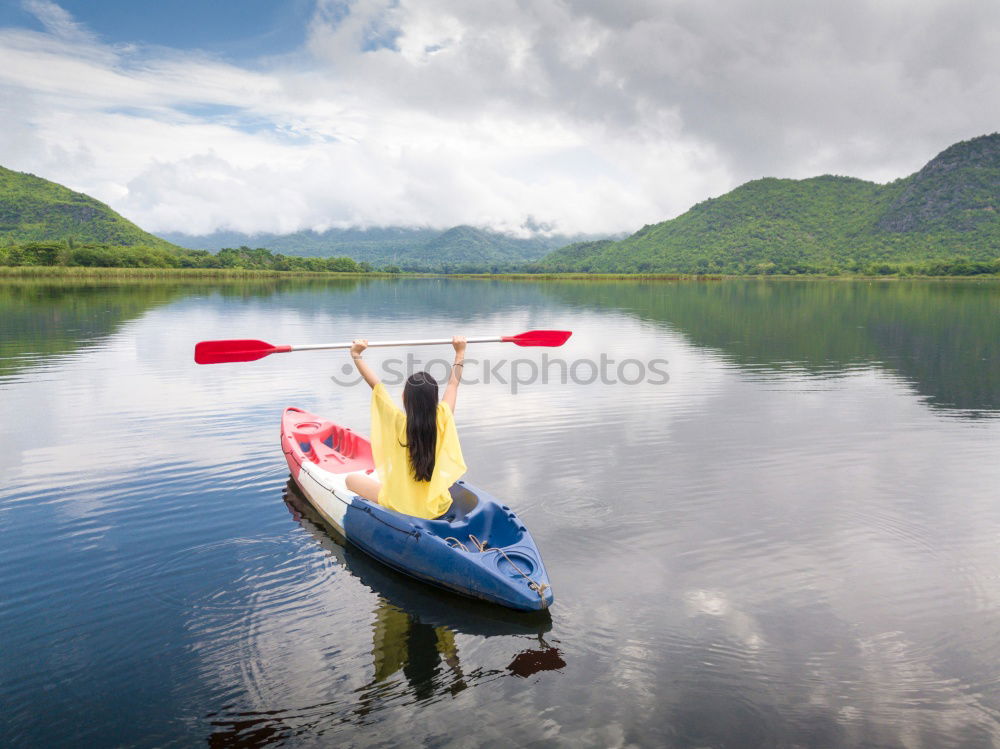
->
{"left": 0, "top": 0, "right": 998, "bottom": 237}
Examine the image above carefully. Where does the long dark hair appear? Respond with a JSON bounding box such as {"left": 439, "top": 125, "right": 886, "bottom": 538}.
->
{"left": 402, "top": 371, "right": 439, "bottom": 482}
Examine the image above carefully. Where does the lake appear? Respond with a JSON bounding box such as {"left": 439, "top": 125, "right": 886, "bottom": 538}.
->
{"left": 2, "top": 277, "right": 999, "bottom": 748}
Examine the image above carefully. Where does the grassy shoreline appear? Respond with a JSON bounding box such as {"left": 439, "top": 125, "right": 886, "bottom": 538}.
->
{"left": 1, "top": 266, "right": 998, "bottom": 282}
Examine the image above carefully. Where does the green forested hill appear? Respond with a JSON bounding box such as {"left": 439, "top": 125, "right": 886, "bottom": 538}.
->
{"left": 0, "top": 167, "right": 178, "bottom": 251}
{"left": 538, "top": 133, "right": 1000, "bottom": 274}
{"left": 0, "top": 167, "right": 378, "bottom": 272}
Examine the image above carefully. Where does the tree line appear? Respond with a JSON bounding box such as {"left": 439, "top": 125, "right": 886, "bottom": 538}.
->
{"left": 0, "top": 241, "right": 387, "bottom": 273}
{"left": 2, "top": 239, "right": 998, "bottom": 277}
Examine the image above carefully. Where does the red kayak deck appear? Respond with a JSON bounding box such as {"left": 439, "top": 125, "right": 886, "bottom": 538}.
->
{"left": 282, "top": 407, "right": 374, "bottom": 476}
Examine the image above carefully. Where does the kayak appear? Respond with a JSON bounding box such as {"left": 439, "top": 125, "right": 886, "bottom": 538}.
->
{"left": 280, "top": 407, "right": 554, "bottom": 611}
{"left": 284, "top": 478, "right": 554, "bottom": 635}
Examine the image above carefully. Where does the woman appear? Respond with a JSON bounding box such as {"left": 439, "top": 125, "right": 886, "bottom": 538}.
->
{"left": 345, "top": 336, "right": 468, "bottom": 519}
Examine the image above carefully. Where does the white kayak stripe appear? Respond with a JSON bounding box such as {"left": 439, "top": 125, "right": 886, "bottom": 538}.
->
{"left": 297, "top": 462, "right": 378, "bottom": 535}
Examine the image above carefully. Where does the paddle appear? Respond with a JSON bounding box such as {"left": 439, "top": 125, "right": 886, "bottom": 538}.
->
{"left": 194, "top": 329, "right": 572, "bottom": 364}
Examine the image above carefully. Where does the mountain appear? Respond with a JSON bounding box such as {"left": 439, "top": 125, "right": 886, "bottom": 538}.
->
{"left": 157, "top": 226, "right": 441, "bottom": 260}
{"left": 160, "top": 224, "right": 596, "bottom": 270}
{"left": 414, "top": 225, "right": 563, "bottom": 268}
{"left": 876, "top": 135, "right": 1000, "bottom": 233}
{"left": 538, "top": 134, "right": 1000, "bottom": 274}
{"left": 0, "top": 166, "right": 178, "bottom": 251}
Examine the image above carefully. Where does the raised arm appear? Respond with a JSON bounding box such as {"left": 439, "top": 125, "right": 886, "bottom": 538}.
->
{"left": 350, "top": 339, "right": 380, "bottom": 389}
{"left": 442, "top": 336, "right": 466, "bottom": 413}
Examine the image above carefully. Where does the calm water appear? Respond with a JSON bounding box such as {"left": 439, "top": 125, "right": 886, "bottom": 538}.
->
{"left": 2, "top": 278, "right": 999, "bottom": 748}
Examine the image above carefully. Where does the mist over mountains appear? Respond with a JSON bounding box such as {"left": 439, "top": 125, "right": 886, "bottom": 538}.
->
{"left": 158, "top": 225, "right": 606, "bottom": 271}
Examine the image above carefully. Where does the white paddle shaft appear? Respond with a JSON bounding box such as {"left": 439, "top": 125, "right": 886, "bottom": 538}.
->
{"left": 289, "top": 336, "right": 501, "bottom": 352}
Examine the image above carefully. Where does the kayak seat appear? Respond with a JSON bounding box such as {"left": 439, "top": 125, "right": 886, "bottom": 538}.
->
{"left": 437, "top": 482, "right": 479, "bottom": 523}
{"left": 460, "top": 503, "right": 525, "bottom": 548}
{"left": 419, "top": 483, "right": 526, "bottom": 550}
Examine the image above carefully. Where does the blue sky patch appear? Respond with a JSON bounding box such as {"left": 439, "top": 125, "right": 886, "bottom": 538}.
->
{"left": 3, "top": 0, "right": 317, "bottom": 60}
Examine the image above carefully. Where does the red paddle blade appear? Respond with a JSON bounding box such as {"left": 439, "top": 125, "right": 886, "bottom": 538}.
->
{"left": 194, "top": 339, "right": 292, "bottom": 364}
{"left": 502, "top": 330, "right": 573, "bottom": 347}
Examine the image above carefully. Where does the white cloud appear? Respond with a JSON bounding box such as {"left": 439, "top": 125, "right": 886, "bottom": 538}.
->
{"left": 0, "top": 0, "right": 998, "bottom": 235}
{"left": 21, "top": 0, "right": 95, "bottom": 44}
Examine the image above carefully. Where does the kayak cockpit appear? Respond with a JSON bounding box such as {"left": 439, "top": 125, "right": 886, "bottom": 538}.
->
{"left": 418, "top": 481, "right": 528, "bottom": 550}
{"left": 439, "top": 482, "right": 479, "bottom": 522}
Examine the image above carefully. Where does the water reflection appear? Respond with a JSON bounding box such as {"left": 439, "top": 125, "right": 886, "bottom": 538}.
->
{"left": 0, "top": 277, "right": 370, "bottom": 380}
{"left": 363, "top": 599, "right": 468, "bottom": 704}
{"left": 356, "top": 602, "right": 564, "bottom": 712}
{"left": 537, "top": 279, "right": 1000, "bottom": 414}
{"left": 6, "top": 277, "right": 995, "bottom": 415}
{"left": 0, "top": 281, "right": 184, "bottom": 377}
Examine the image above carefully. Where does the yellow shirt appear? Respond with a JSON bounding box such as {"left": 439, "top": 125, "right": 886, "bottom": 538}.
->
{"left": 370, "top": 382, "right": 466, "bottom": 519}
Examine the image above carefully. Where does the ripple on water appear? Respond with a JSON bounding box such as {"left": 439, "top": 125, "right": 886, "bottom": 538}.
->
{"left": 539, "top": 493, "right": 613, "bottom": 528}
{"left": 138, "top": 535, "right": 336, "bottom": 614}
